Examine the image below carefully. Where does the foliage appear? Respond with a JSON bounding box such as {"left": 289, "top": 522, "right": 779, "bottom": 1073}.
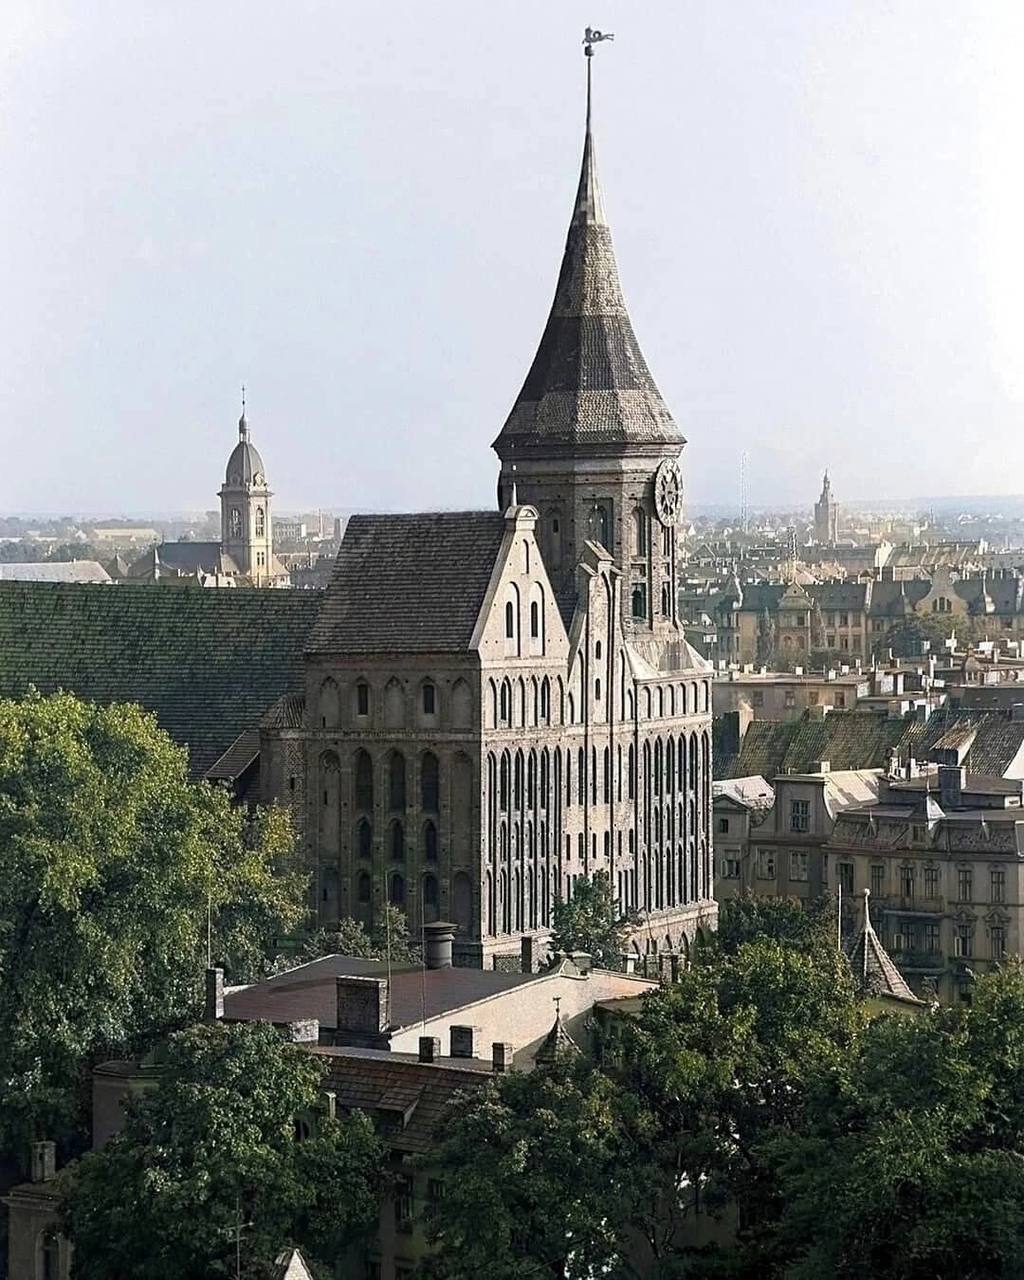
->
{"left": 0, "top": 691, "right": 307, "bottom": 1160}
{"left": 713, "top": 895, "right": 837, "bottom": 957}
{"left": 550, "top": 871, "right": 638, "bottom": 969}
{"left": 876, "top": 613, "right": 955, "bottom": 659}
{"left": 59, "top": 1021, "right": 385, "bottom": 1280}
{"left": 297, "top": 904, "right": 420, "bottom": 966}
{"left": 421, "top": 1058, "right": 645, "bottom": 1280}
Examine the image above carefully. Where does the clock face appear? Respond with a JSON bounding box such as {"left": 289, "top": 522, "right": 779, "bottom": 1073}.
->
{"left": 654, "top": 460, "right": 683, "bottom": 527}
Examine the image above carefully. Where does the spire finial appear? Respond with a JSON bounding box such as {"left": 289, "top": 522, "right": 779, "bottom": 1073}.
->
{"left": 238, "top": 385, "right": 248, "bottom": 440}
{"left": 553, "top": 995, "right": 562, "bottom": 1018}
{"left": 862, "top": 887, "right": 872, "bottom": 933}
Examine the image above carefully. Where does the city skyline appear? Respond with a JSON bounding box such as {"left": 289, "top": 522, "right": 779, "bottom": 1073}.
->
{"left": 4, "top": 3, "right": 1024, "bottom": 514}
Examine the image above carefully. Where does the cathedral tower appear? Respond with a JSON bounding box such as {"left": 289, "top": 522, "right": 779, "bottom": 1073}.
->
{"left": 220, "top": 393, "right": 274, "bottom": 585}
{"left": 492, "top": 52, "right": 685, "bottom": 638}
{"left": 814, "top": 470, "right": 838, "bottom": 544}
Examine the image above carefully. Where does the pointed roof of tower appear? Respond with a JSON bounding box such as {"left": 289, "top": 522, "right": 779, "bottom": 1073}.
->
{"left": 533, "top": 1001, "right": 581, "bottom": 1068}
{"left": 223, "top": 388, "right": 267, "bottom": 489}
{"left": 493, "top": 57, "right": 681, "bottom": 455}
{"left": 845, "top": 890, "right": 924, "bottom": 1007}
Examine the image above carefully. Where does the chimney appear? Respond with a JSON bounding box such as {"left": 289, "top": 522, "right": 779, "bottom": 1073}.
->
{"left": 323, "top": 1091, "right": 336, "bottom": 1121}
{"left": 449, "top": 1025, "right": 475, "bottom": 1058}
{"left": 423, "top": 921, "right": 456, "bottom": 971}
{"left": 812, "top": 760, "right": 831, "bottom": 775}
{"left": 31, "top": 1141, "right": 56, "bottom": 1184}
{"left": 336, "top": 976, "right": 390, "bottom": 1037}
{"left": 620, "top": 953, "right": 637, "bottom": 975}
{"left": 568, "top": 951, "right": 593, "bottom": 975}
{"left": 520, "top": 935, "right": 536, "bottom": 974}
{"left": 418, "top": 1035, "right": 441, "bottom": 1064}
{"left": 204, "top": 967, "right": 224, "bottom": 1021}
{"left": 939, "top": 765, "right": 966, "bottom": 810}
{"left": 287, "top": 1019, "right": 319, "bottom": 1044}
{"left": 492, "top": 1042, "right": 515, "bottom": 1074}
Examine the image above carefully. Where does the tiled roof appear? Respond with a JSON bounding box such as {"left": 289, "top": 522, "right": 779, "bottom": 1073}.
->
{"left": 205, "top": 728, "right": 261, "bottom": 781}
{"left": 307, "top": 512, "right": 506, "bottom": 655}
{"left": 261, "top": 693, "right": 306, "bottom": 729}
{"left": 846, "top": 893, "right": 924, "bottom": 1006}
{"left": 719, "top": 707, "right": 1024, "bottom": 781}
{"left": 493, "top": 102, "right": 680, "bottom": 452}
{"left": 0, "top": 560, "right": 111, "bottom": 583}
{"left": 224, "top": 954, "right": 538, "bottom": 1031}
{"left": 0, "top": 581, "right": 321, "bottom": 775}
{"left": 315, "top": 1048, "right": 489, "bottom": 1155}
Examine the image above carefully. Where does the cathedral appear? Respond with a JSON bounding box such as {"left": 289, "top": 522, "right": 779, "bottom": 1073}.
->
{"left": 262, "top": 67, "right": 716, "bottom": 966}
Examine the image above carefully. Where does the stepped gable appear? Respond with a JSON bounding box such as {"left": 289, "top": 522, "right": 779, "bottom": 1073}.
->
{"left": 492, "top": 66, "right": 681, "bottom": 454}
{"left": 718, "top": 706, "right": 1024, "bottom": 781}
{"left": 0, "top": 581, "right": 321, "bottom": 775}
{"left": 307, "top": 511, "right": 507, "bottom": 656}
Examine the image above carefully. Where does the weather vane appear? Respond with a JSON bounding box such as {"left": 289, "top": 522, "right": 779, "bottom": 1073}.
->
{"left": 583, "top": 26, "right": 614, "bottom": 57}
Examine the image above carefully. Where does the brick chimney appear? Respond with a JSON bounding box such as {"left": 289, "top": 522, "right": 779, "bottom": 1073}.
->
{"left": 939, "top": 765, "right": 966, "bottom": 809}
{"left": 335, "top": 976, "right": 390, "bottom": 1040}
{"left": 492, "top": 1042, "right": 514, "bottom": 1074}
{"left": 204, "top": 967, "right": 224, "bottom": 1021}
{"left": 418, "top": 1036, "right": 441, "bottom": 1063}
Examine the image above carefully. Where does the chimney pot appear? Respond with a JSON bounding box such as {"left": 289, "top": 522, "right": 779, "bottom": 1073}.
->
{"left": 418, "top": 1035, "right": 441, "bottom": 1063}
{"left": 492, "top": 1042, "right": 515, "bottom": 1074}
{"left": 422, "top": 921, "right": 456, "bottom": 970}
{"left": 31, "top": 1141, "right": 56, "bottom": 1184}
{"left": 204, "top": 967, "right": 224, "bottom": 1021}
{"left": 520, "top": 935, "right": 536, "bottom": 974}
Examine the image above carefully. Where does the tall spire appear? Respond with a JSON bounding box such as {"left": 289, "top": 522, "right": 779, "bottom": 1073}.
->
{"left": 238, "top": 384, "right": 249, "bottom": 441}
{"left": 493, "top": 33, "right": 681, "bottom": 455}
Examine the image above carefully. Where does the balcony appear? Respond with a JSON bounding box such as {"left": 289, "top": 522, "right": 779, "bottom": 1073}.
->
{"left": 889, "top": 949, "right": 945, "bottom": 973}
{"left": 876, "top": 895, "right": 945, "bottom": 918}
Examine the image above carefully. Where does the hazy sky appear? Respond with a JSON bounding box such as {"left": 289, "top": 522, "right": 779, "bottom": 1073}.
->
{"left": 3, "top": 2, "right": 1024, "bottom": 515}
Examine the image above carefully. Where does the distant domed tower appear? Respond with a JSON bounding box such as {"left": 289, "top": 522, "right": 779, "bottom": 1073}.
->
{"left": 220, "top": 392, "right": 274, "bottom": 585}
{"left": 814, "top": 470, "right": 838, "bottom": 544}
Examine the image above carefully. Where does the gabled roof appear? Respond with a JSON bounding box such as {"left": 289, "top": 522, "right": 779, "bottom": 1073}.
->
{"left": 492, "top": 76, "right": 680, "bottom": 454}
{"left": 307, "top": 512, "right": 507, "bottom": 655}
{"left": 0, "top": 560, "right": 111, "bottom": 583}
{"left": 718, "top": 707, "right": 1024, "bottom": 781}
{"left": 0, "top": 581, "right": 320, "bottom": 775}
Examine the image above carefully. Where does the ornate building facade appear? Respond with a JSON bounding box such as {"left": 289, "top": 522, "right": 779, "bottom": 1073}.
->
{"left": 264, "top": 73, "right": 716, "bottom": 965}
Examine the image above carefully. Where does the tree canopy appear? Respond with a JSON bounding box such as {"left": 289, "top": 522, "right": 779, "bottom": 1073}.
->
{"left": 0, "top": 691, "right": 307, "bottom": 1159}
{"left": 549, "top": 870, "right": 637, "bottom": 969}
{"left": 60, "top": 1021, "right": 385, "bottom": 1280}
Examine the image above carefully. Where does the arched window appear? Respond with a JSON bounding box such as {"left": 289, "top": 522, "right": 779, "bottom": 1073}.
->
{"left": 588, "top": 504, "right": 609, "bottom": 547}
{"left": 505, "top": 601, "right": 514, "bottom": 637}
{"left": 354, "top": 680, "right": 370, "bottom": 719}
{"left": 421, "top": 752, "right": 440, "bottom": 811}
{"left": 540, "top": 677, "right": 551, "bottom": 723}
{"left": 499, "top": 680, "right": 511, "bottom": 725}
{"left": 632, "top": 584, "right": 647, "bottom": 619}
{"left": 354, "top": 750, "right": 373, "bottom": 811}
{"left": 390, "top": 872, "right": 405, "bottom": 906}
{"left": 421, "top": 680, "right": 437, "bottom": 717}
{"left": 530, "top": 601, "right": 539, "bottom": 637}
{"left": 356, "top": 817, "right": 372, "bottom": 858}
{"left": 424, "top": 820, "right": 438, "bottom": 862}
{"left": 319, "top": 678, "right": 340, "bottom": 729}
{"left": 423, "top": 873, "right": 440, "bottom": 922}
{"left": 632, "top": 508, "right": 646, "bottom": 555}
{"left": 39, "top": 1230, "right": 61, "bottom": 1280}
{"left": 504, "top": 587, "right": 520, "bottom": 656}
{"left": 500, "top": 753, "right": 510, "bottom": 810}
{"left": 389, "top": 752, "right": 406, "bottom": 811}
{"left": 255, "top": 506, "right": 265, "bottom": 537}
{"left": 390, "top": 820, "right": 405, "bottom": 861}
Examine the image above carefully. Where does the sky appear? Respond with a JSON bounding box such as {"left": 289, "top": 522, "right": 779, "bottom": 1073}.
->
{"left": 3, "top": 1, "right": 1024, "bottom": 516}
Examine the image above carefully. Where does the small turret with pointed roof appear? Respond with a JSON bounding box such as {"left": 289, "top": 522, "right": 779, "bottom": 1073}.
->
{"left": 534, "top": 997, "right": 581, "bottom": 1068}
{"left": 845, "top": 889, "right": 924, "bottom": 1008}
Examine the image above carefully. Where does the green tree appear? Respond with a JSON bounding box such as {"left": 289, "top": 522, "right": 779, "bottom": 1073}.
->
{"left": 876, "top": 613, "right": 953, "bottom": 659}
{"left": 298, "top": 904, "right": 420, "bottom": 966}
{"left": 60, "top": 1021, "right": 385, "bottom": 1280}
{"left": 0, "top": 691, "right": 308, "bottom": 1159}
{"left": 422, "top": 1057, "right": 644, "bottom": 1280}
{"left": 714, "top": 895, "right": 836, "bottom": 957}
{"left": 550, "top": 871, "right": 637, "bottom": 969}
{"left": 768, "top": 963, "right": 1024, "bottom": 1279}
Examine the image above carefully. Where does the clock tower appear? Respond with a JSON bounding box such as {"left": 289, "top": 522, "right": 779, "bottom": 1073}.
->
{"left": 219, "top": 393, "right": 275, "bottom": 585}
{"left": 492, "top": 57, "right": 685, "bottom": 638}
